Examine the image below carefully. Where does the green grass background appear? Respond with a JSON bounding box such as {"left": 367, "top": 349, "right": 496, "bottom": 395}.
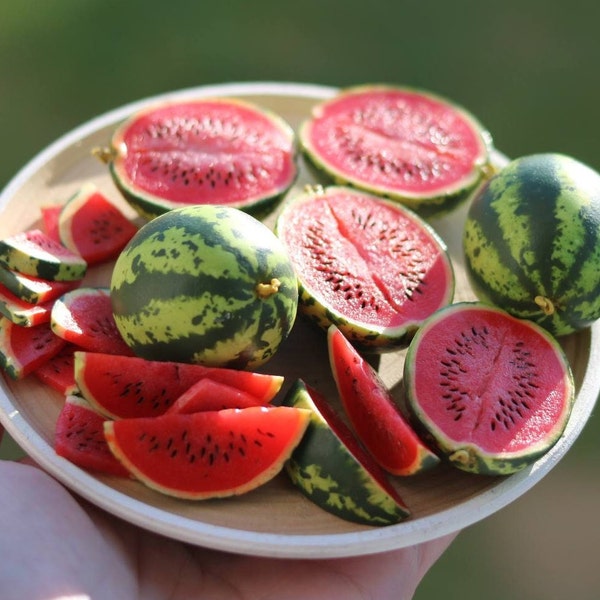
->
{"left": 1, "top": 1, "right": 599, "bottom": 598}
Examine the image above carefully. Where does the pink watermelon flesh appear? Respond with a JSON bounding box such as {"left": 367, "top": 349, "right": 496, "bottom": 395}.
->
{"left": 40, "top": 204, "right": 63, "bottom": 243}
{"left": 407, "top": 304, "right": 574, "bottom": 456}
{"left": 112, "top": 99, "right": 297, "bottom": 208}
{"left": 166, "top": 377, "right": 269, "bottom": 414}
{"left": 303, "top": 87, "right": 487, "bottom": 197}
{"left": 328, "top": 325, "right": 439, "bottom": 475}
{"left": 74, "top": 351, "right": 283, "bottom": 419}
{"left": 34, "top": 344, "right": 78, "bottom": 394}
{"left": 0, "top": 318, "right": 66, "bottom": 379}
{"left": 55, "top": 396, "right": 129, "bottom": 477}
{"left": 104, "top": 406, "right": 310, "bottom": 498}
{"left": 58, "top": 184, "right": 139, "bottom": 265}
{"left": 50, "top": 288, "right": 133, "bottom": 356}
{"left": 279, "top": 188, "right": 453, "bottom": 332}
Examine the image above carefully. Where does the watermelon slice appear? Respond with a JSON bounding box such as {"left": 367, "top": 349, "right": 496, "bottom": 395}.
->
{"left": 104, "top": 406, "right": 310, "bottom": 499}
{"left": 50, "top": 287, "right": 133, "bottom": 355}
{"left": 166, "top": 377, "right": 269, "bottom": 415}
{"left": 40, "top": 204, "right": 63, "bottom": 243}
{"left": 74, "top": 351, "right": 284, "bottom": 419}
{"left": 328, "top": 325, "right": 439, "bottom": 476}
{"left": 0, "top": 283, "right": 53, "bottom": 327}
{"left": 0, "top": 268, "right": 80, "bottom": 305}
{"left": 0, "top": 318, "right": 66, "bottom": 379}
{"left": 54, "top": 395, "right": 129, "bottom": 477}
{"left": 34, "top": 344, "right": 78, "bottom": 395}
{"left": 58, "top": 183, "right": 139, "bottom": 265}
{"left": 0, "top": 229, "right": 87, "bottom": 282}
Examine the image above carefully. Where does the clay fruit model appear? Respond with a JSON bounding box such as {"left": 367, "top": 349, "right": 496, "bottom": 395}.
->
{"left": 299, "top": 85, "right": 492, "bottom": 217}
{"left": 464, "top": 153, "right": 600, "bottom": 336}
{"left": 99, "top": 97, "right": 298, "bottom": 219}
{"left": 110, "top": 205, "right": 298, "bottom": 369}
{"left": 276, "top": 185, "right": 454, "bottom": 350}
{"left": 403, "top": 302, "right": 574, "bottom": 475}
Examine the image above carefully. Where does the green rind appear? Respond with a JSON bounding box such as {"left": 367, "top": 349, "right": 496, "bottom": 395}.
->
{"left": 403, "top": 302, "right": 575, "bottom": 475}
{"left": 275, "top": 186, "right": 455, "bottom": 352}
{"left": 299, "top": 84, "right": 494, "bottom": 219}
{"left": 464, "top": 153, "right": 600, "bottom": 336}
{"left": 111, "top": 206, "right": 298, "bottom": 369}
{"left": 282, "top": 379, "right": 410, "bottom": 526}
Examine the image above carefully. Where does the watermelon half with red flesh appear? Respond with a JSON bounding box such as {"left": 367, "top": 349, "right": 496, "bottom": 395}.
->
{"left": 104, "top": 406, "right": 311, "bottom": 499}
{"left": 103, "top": 97, "right": 298, "bottom": 219}
{"left": 276, "top": 186, "right": 454, "bottom": 350}
{"left": 403, "top": 302, "right": 575, "bottom": 475}
{"left": 74, "top": 351, "right": 284, "bottom": 419}
{"left": 328, "top": 325, "right": 439, "bottom": 476}
{"left": 300, "top": 85, "right": 492, "bottom": 217}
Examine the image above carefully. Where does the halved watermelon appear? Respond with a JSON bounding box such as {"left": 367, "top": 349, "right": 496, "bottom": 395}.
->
{"left": 58, "top": 183, "right": 139, "bottom": 265}
{"left": 104, "top": 406, "right": 310, "bottom": 499}
{"left": 328, "top": 325, "right": 439, "bottom": 475}
{"left": 74, "top": 351, "right": 284, "bottom": 419}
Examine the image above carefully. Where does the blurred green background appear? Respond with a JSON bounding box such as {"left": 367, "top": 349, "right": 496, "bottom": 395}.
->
{"left": 1, "top": 1, "right": 599, "bottom": 598}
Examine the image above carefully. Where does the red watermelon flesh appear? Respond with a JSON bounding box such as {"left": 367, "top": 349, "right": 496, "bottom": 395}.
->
{"left": 0, "top": 318, "right": 66, "bottom": 379}
{"left": 104, "top": 406, "right": 310, "bottom": 498}
{"left": 328, "top": 325, "right": 439, "bottom": 476}
{"left": 74, "top": 351, "right": 284, "bottom": 420}
{"left": 55, "top": 395, "right": 129, "bottom": 477}
{"left": 40, "top": 204, "right": 63, "bottom": 243}
{"left": 166, "top": 377, "right": 269, "bottom": 414}
{"left": 50, "top": 287, "right": 133, "bottom": 356}
{"left": 58, "top": 183, "right": 139, "bottom": 265}
{"left": 34, "top": 343, "right": 78, "bottom": 395}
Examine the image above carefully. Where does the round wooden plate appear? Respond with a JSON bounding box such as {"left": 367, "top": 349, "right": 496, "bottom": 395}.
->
{"left": 0, "top": 82, "right": 597, "bottom": 558}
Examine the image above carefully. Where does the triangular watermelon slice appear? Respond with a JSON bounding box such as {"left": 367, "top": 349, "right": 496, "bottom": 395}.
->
{"left": 58, "top": 183, "right": 139, "bottom": 265}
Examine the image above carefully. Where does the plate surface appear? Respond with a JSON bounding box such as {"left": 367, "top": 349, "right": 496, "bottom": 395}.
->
{"left": 0, "top": 82, "right": 598, "bottom": 559}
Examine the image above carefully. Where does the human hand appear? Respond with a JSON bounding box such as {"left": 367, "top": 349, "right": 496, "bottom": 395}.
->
{"left": 0, "top": 426, "right": 456, "bottom": 600}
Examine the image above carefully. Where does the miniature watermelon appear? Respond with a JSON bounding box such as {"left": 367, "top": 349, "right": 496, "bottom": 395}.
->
{"left": 104, "top": 406, "right": 310, "bottom": 499}
{"left": 403, "top": 302, "right": 575, "bottom": 475}
{"left": 74, "top": 351, "right": 283, "bottom": 420}
{"left": 58, "top": 183, "right": 139, "bottom": 265}
{"left": 96, "top": 97, "right": 297, "bottom": 219}
{"left": 0, "top": 229, "right": 87, "bottom": 281}
{"left": 110, "top": 205, "right": 298, "bottom": 369}
{"left": 300, "top": 85, "right": 492, "bottom": 217}
{"left": 166, "top": 378, "right": 269, "bottom": 415}
{"left": 0, "top": 283, "right": 53, "bottom": 327}
{"left": 464, "top": 153, "right": 600, "bottom": 336}
{"left": 282, "top": 379, "right": 410, "bottom": 526}
{"left": 0, "top": 267, "right": 80, "bottom": 304}
{"left": 276, "top": 186, "right": 454, "bottom": 350}
{"left": 328, "top": 325, "right": 439, "bottom": 475}
{"left": 55, "top": 395, "right": 129, "bottom": 477}
{"left": 34, "top": 344, "right": 78, "bottom": 395}
{"left": 0, "top": 318, "right": 66, "bottom": 379}
{"left": 50, "top": 287, "right": 133, "bottom": 355}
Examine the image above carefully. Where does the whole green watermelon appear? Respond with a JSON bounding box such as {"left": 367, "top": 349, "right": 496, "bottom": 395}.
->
{"left": 463, "top": 153, "right": 600, "bottom": 337}
{"left": 110, "top": 205, "right": 298, "bottom": 369}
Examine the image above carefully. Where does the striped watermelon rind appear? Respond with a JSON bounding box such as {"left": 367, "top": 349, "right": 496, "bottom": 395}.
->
{"left": 281, "top": 379, "right": 411, "bottom": 526}
{"left": 110, "top": 205, "right": 298, "bottom": 369}
{"left": 463, "top": 153, "right": 600, "bottom": 336}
